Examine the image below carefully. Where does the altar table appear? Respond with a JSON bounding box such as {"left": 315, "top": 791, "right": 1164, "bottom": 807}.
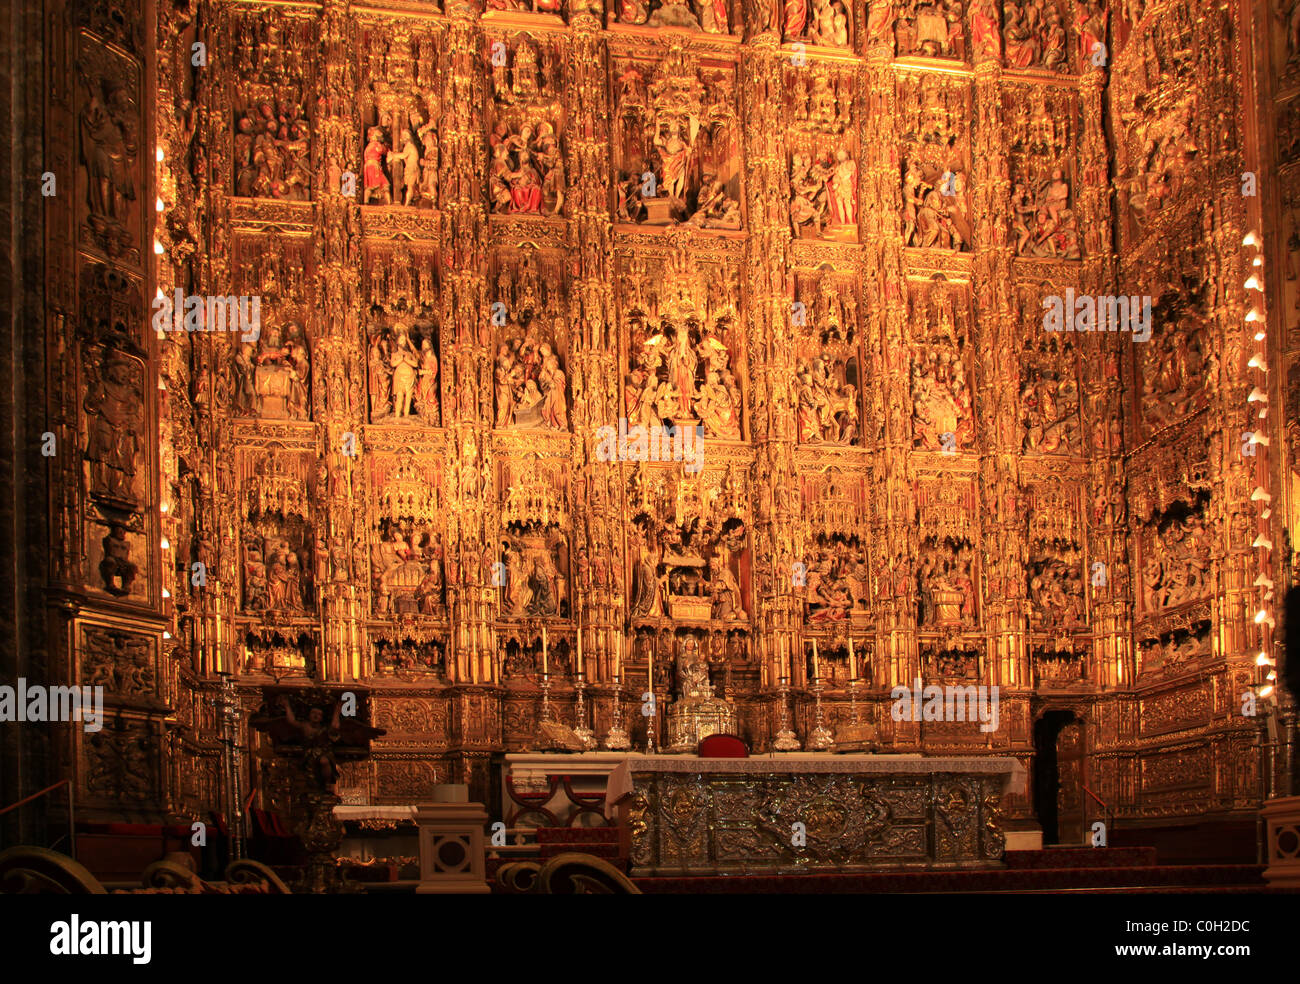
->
{"left": 607, "top": 753, "right": 1025, "bottom": 875}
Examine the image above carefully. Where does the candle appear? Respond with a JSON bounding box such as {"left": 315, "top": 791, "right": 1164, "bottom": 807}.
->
{"left": 615, "top": 634, "right": 623, "bottom": 683}
{"left": 576, "top": 619, "right": 584, "bottom": 680}
{"left": 849, "top": 637, "right": 858, "bottom": 681}
{"left": 780, "top": 637, "right": 788, "bottom": 683}
{"left": 647, "top": 642, "right": 654, "bottom": 700}
{"left": 812, "top": 638, "right": 819, "bottom": 681}
{"left": 542, "top": 627, "right": 548, "bottom": 677}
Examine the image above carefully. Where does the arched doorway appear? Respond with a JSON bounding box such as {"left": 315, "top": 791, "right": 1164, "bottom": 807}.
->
{"left": 1033, "top": 709, "right": 1086, "bottom": 845}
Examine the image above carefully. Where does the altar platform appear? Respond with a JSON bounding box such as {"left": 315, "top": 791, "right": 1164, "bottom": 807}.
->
{"left": 505, "top": 752, "right": 1026, "bottom": 875}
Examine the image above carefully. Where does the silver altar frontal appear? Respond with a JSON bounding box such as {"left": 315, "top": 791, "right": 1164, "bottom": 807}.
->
{"left": 609, "top": 754, "right": 1026, "bottom": 876}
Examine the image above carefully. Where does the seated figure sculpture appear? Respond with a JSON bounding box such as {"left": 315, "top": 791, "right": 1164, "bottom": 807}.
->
{"left": 665, "top": 635, "right": 738, "bottom": 752}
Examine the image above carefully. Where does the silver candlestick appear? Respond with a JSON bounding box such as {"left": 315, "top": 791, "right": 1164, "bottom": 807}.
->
{"left": 772, "top": 679, "right": 801, "bottom": 751}
{"left": 848, "top": 678, "right": 863, "bottom": 725}
{"left": 573, "top": 676, "right": 597, "bottom": 751}
{"left": 644, "top": 680, "right": 658, "bottom": 755}
{"left": 603, "top": 679, "right": 631, "bottom": 750}
{"left": 539, "top": 673, "right": 554, "bottom": 723}
{"left": 807, "top": 679, "right": 834, "bottom": 751}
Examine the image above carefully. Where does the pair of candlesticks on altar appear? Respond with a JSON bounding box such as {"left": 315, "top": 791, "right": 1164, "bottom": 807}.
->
{"left": 773, "top": 636, "right": 861, "bottom": 685}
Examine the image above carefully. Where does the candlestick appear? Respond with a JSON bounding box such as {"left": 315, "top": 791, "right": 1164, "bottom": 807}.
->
{"left": 573, "top": 676, "right": 596, "bottom": 751}
{"left": 773, "top": 677, "right": 801, "bottom": 751}
{"left": 539, "top": 672, "right": 554, "bottom": 723}
{"left": 807, "top": 679, "right": 834, "bottom": 751}
{"left": 603, "top": 678, "right": 630, "bottom": 750}
{"left": 646, "top": 641, "right": 657, "bottom": 754}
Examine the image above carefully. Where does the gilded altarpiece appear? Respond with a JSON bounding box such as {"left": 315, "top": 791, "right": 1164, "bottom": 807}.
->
{"left": 26, "top": 0, "right": 1279, "bottom": 839}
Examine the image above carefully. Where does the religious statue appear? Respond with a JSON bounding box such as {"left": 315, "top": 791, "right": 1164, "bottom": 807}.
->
{"left": 654, "top": 120, "right": 692, "bottom": 202}
{"left": 85, "top": 350, "right": 144, "bottom": 504}
{"left": 363, "top": 126, "right": 390, "bottom": 204}
{"left": 80, "top": 79, "right": 138, "bottom": 238}
{"left": 416, "top": 339, "right": 440, "bottom": 425}
{"left": 387, "top": 128, "right": 420, "bottom": 206}
{"left": 99, "top": 523, "right": 138, "bottom": 597}
{"left": 970, "top": 0, "right": 1002, "bottom": 60}
{"left": 666, "top": 635, "right": 738, "bottom": 751}
{"left": 827, "top": 148, "right": 857, "bottom": 226}
{"left": 390, "top": 326, "right": 420, "bottom": 418}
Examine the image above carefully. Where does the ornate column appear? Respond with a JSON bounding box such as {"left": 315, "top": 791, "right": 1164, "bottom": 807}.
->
{"left": 441, "top": 1, "right": 493, "bottom": 689}
{"left": 739, "top": 11, "right": 797, "bottom": 731}
{"left": 970, "top": 57, "right": 1024, "bottom": 701}
{"left": 315, "top": 0, "right": 363, "bottom": 683}
{"left": 440, "top": 1, "right": 496, "bottom": 799}
{"left": 861, "top": 45, "right": 916, "bottom": 744}
{"left": 566, "top": 9, "right": 623, "bottom": 697}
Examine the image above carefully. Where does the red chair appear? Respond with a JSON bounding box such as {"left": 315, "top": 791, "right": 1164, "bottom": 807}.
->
{"left": 698, "top": 734, "right": 749, "bottom": 758}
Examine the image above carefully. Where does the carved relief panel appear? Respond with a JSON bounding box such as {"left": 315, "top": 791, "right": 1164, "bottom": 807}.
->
{"left": 611, "top": 0, "right": 735, "bottom": 34}
{"left": 1004, "top": 83, "right": 1080, "bottom": 260}
{"left": 492, "top": 248, "right": 571, "bottom": 431}
{"left": 498, "top": 455, "right": 573, "bottom": 622}
{"left": 77, "top": 42, "right": 143, "bottom": 262}
{"left": 81, "top": 333, "right": 151, "bottom": 602}
{"left": 365, "top": 240, "right": 441, "bottom": 426}
{"left": 914, "top": 479, "right": 979, "bottom": 631}
{"left": 782, "top": 0, "right": 852, "bottom": 49}
{"left": 79, "top": 623, "right": 159, "bottom": 704}
{"left": 1133, "top": 270, "right": 1214, "bottom": 440}
{"left": 357, "top": 20, "right": 443, "bottom": 209}
{"left": 1025, "top": 480, "right": 1085, "bottom": 634}
{"left": 620, "top": 241, "right": 744, "bottom": 440}
{"left": 612, "top": 44, "right": 742, "bottom": 229}
{"left": 230, "top": 9, "right": 317, "bottom": 201}
{"left": 786, "top": 61, "right": 858, "bottom": 242}
{"left": 369, "top": 453, "right": 447, "bottom": 619}
{"left": 488, "top": 32, "right": 565, "bottom": 217}
{"left": 898, "top": 74, "right": 972, "bottom": 252}
{"left": 1131, "top": 471, "right": 1212, "bottom": 627}
{"left": 627, "top": 463, "right": 750, "bottom": 628}
{"left": 796, "top": 469, "right": 872, "bottom": 625}
{"left": 908, "top": 277, "right": 975, "bottom": 452}
{"left": 792, "top": 270, "right": 862, "bottom": 445}
{"left": 1020, "top": 333, "right": 1081, "bottom": 455}
{"left": 239, "top": 452, "right": 316, "bottom": 617}
{"left": 232, "top": 231, "right": 314, "bottom": 421}
{"left": 1109, "top": 5, "right": 1201, "bottom": 245}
